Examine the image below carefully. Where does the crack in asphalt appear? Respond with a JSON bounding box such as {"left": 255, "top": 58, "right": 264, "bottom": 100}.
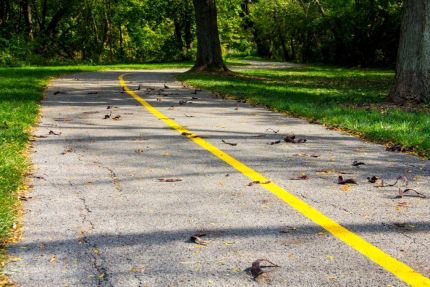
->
{"left": 70, "top": 180, "right": 113, "bottom": 287}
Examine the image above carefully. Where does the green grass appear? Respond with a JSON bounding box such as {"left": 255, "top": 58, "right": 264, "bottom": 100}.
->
{"left": 178, "top": 65, "right": 430, "bottom": 157}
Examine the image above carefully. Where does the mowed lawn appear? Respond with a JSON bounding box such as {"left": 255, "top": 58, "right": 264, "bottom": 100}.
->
{"left": 178, "top": 65, "right": 430, "bottom": 157}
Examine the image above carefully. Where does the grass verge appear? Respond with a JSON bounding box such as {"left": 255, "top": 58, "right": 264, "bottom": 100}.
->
{"left": 177, "top": 65, "right": 430, "bottom": 158}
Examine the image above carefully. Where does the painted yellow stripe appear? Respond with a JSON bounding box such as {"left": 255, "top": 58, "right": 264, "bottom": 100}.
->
{"left": 119, "top": 74, "right": 430, "bottom": 287}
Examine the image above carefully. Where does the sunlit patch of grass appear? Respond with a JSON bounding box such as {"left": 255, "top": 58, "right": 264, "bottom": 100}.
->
{"left": 178, "top": 65, "right": 430, "bottom": 157}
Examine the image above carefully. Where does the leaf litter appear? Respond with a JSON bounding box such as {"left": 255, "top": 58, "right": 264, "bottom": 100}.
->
{"left": 337, "top": 176, "right": 357, "bottom": 185}
{"left": 284, "top": 134, "right": 307, "bottom": 143}
{"left": 289, "top": 174, "right": 309, "bottom": 180}
{"left": 222, "top": 139, "right": 238, "bottom": 146}
{"left": 352, "top": 160, "right": 365, "bottom": 167}
{"left": 248, "top": 180, "right": 271, "bottom": 186}
{"left": 190, "top": 233, "right": 209, "bottom": 246}
{"left": 158, "top": 178, "right": 182, "bottom": 183}
{"left": 250, "top": 259, "right": 280, "bottom": 283}
{"left": 48, "top": 130, "right": 61, "bottom": 136}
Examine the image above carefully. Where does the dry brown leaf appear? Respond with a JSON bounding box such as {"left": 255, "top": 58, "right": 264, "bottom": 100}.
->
{"left": 337, "top": 176, "right": 357, "bottom": 185}
{"left": 190, "top": 233, "right": 208, "bottom": 246}
{"left": 289, "top": 174, "right": 309, "bottom": 180}
{"left": 352, "top": 161, "right": 365, "bottom": 167}
{"left": 250, "top": 259, "right": 280, "bottom": 282}
{"left": 158, "top": 178, "right": 182, "bottom": 183}
{"left": 222, "top": 139, "right": 238, "bottom": 146}
{"left": 48, "top": 130, "right": 61, "bottom": 136}
{"left": 248, "top": 180, "right": 271, "bottom": 186}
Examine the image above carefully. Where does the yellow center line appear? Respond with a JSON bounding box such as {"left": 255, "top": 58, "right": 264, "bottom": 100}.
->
{"left": 119, "top": 74, "right": 430, "bottom": 287}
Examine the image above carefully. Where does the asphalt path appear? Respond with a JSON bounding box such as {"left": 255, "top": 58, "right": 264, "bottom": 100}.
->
{"left": 6, "top": 68, "right": 430, "bottom": 287}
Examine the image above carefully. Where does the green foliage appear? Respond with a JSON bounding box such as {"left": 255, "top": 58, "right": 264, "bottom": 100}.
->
{"left": 178, "top": 66, "right": 430, "bottom": 157}
{"left": 0, "top": 0, "right": 402, "bottom": 67}
{"left": 249, "top": 0, "right": 402, "bottom": 66}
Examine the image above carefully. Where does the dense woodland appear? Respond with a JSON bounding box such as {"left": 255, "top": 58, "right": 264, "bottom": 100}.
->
{"left": 0, "top": 0, "right": 403, "bottom": 67}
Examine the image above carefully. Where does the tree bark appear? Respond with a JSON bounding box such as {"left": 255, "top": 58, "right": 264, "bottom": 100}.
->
{"left": 191, "top": 0, "right": 228, "bottom": 72}
{"left": 21, "top": 0, "right": 33, "bottom": 39}
{"left": 390, "top": 0, "right": 430, "bottom": 103}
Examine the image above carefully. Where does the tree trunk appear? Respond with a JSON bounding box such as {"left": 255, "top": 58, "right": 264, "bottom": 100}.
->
{"left": 390, "top": 0, "right": 430, "bottom": 103}
{"left": 273, "top": 4, "right": 288, "bottom": 61}
{"left": 191, "top": 0, "right": 228, "bottom": 72}
{"left": 21, "top": 0, "right": 33, "bottom": 39}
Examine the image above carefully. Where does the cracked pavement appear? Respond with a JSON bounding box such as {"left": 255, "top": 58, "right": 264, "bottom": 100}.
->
{"left": 6, "top": 69, "right": 430, "bottom": 286}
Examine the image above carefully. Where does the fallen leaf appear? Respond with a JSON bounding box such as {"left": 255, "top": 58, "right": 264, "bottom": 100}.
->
{"left": 61, "top": 146, "right": 74, "bottom": 155}
{"left": 112, "top": 115, "right": 121, "bottom": 120}
{"left": 222, "top": 139, "right": 237, "bottom": 146}
{"left": 185, "top": 114, "right": 194, "bottom": 118}
{"left": 317, "top": 169, "right": 350, "bottom": 175}
{"left": 337, "top": 176, "right": 357, "bottom": 185}
{"left": 158, "top": 178, "right": 182, "bottom": 182}
{"left": 103, "top": 112, "right": 112, "bottom": 119}
{"left": 289, "top": 174, "right": 309, "bottom": 180}
{"left": 53, "top": 91, "right": 62, "bottom": 95}
{"left": 388, "top": 176, "right": 409, "bottom": 187}
{"left": 190, "top": 233, "right": 208, "bottom": 246}
{"left": 367, "top": 176, "right": 379, "bottom": 183}
{"left": 395, "top": 188, "right": 426, "bottom": 199}
{"left": 284, "top": 134, "right": 307, "bottom": 143}
{"left": 248, "top": 180, "right": 271, "bottom": 186}
{"left": 18, "top": 195, "right": 32, "bottom": 201}
{"left": 352, "top": 160, "right": 365, "bottom": 167}
{"left": 50, "top": 256, "right": 57, "bottom": 263}
{"left": 164, "top": 83, "right": 170, "bottom": 89}
{"left": 280, "top": 227, "right": 297, "bottom": 233}
{"left": 250, "top": 259, "right": 280, "bottom": 282}
{"left": 87, "top": 91, "right": 98, "bottom": 95}
{"left": 267, "top": 140, "right": 281, "bottom": 145}
{"left": 48, "top": 130, "right": 61, "bottom": 136}
{"left": 341, "top": 185, "right": 350, "bottom": 192}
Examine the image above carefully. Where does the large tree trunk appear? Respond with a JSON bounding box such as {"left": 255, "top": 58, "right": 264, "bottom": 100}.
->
{"left": 390, "top": 0, "right": 430, "bottom": 103}
{"left": 191, "top": 0, "right": 228, "bottom": 72}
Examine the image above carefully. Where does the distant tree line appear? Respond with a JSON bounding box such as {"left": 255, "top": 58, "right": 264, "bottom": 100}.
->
{"left": 0, "top": 0, "right": 402, "bottom": 67}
